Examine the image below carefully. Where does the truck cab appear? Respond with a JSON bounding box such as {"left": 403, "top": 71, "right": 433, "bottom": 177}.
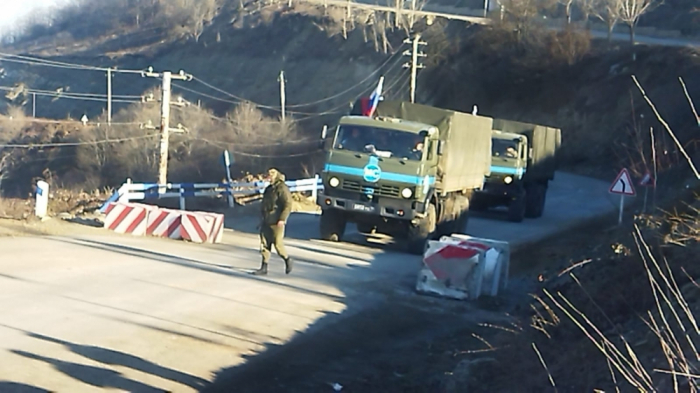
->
{"left": 489, "top": 131, "right": 528, "bottom": 187}
{"left": 472, "top": 120, "right": 560, "bottom": 222}
{"left": 318, "top": 115, "right": 440, "bottom": 241}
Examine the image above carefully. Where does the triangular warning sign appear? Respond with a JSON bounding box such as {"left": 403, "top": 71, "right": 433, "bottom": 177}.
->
{"left": 639, "top": 171, "right": 656, "bottom": 187}
{"left": 609, "top": 168, "right": 636, "bottom": 196}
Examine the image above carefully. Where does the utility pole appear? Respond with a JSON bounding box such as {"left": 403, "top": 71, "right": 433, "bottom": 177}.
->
{"left": 32, "top": 93, "right": 36, "bottom": 118}
{"left": 403, "top": 34, "right": 427, "bottom": 104}
{"left": 142, "top": 67, "right": 193, "bottom": 185}
{"left": 107, "top": 68, "right": 112, "bottom": 125}
{"left": 279, "top": 70, "right": 286, "bottom": 123}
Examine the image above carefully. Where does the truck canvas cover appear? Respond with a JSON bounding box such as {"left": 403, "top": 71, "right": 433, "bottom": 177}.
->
{"left": 374, "top": 101, "right": 493, "bottom": 192}
{"left": 492, "top": 119, "right": 561, "bottom": 181}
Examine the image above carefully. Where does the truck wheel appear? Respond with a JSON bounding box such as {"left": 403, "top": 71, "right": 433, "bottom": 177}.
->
{"left": 525, "top": 184, "right": 547, "bottom": 218}
{"left": 407, "top": 204, "right": 437, "bottom": 255}
{"left": 507, "top": 192, "right": 526, "bottom": 223}
{"left": 320, "top": 209, "right": 346, "bottom": 242}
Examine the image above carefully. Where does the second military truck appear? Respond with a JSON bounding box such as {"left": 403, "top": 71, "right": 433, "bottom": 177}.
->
{"left": 317, "top": 100, "right": 492, "bottom": 254}
{"left": 471, "top": 119, "right": 561, "bottom": 222}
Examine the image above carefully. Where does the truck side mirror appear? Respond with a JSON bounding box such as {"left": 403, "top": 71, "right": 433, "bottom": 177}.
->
{"left": 437, "top": 141, "right": 445, "bottom": 156}
{"left": 321, "top": 125, "right": 328, "bottom": 139}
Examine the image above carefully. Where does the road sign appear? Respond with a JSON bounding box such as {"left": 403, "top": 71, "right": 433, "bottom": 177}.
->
{"left": 609, "top": 168, "right": 636, "bottom": 196}
{"left": 639, "top": 171, "right": 656, "bottom": 188}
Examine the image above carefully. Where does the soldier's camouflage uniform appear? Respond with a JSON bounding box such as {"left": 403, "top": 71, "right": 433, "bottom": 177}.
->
{"left": 253, "top": 169, "right": 293, "bottom": 275}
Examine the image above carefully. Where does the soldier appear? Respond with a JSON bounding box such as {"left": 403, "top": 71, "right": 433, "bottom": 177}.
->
{"left": 253, "top": 168, "right": 293, "bottom": 276}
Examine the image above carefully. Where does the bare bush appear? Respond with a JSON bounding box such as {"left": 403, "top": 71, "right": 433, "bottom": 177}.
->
{"left": 499, "top": 0, "right": 556, "bottom": 43}
{"left": 158, "top": 0, "right": 224, "bottom": 41}
{"left": 545, "top": 27, "right": 591, "bottom": 65}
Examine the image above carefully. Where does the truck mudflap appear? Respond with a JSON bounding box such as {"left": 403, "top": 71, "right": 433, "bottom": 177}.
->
{"left": 317, "top": 194, "right": 418, "bottom": 220}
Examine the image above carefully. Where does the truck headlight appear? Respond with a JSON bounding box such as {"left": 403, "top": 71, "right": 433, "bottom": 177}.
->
{"left": 504, "top": 176, "right": 513, "bottom": 184}
{"left": 329, "top": 177, "right": 340, "bottom": 187}
{"left": 401, "top": 188, "right": 413, "bottom": 198}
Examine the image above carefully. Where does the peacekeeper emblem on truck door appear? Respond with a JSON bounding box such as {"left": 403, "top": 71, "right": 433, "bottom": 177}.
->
{"left": 363, "top": 156, "right": 382, "bottom": 183}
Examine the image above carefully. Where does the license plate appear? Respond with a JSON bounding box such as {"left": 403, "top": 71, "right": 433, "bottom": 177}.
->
{"left": 353, "top": 203, "right": 374, "bottom": 212}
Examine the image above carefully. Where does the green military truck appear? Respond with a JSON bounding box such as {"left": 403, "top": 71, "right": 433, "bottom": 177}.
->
{"left": 317, "top": 100, "right": 493, "bottom": 254}
{"left": 471, "top": 119, "right": 561, "bottom": 222}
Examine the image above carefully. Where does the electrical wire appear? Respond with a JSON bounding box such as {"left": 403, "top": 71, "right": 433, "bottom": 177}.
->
{"left": 197, "top": 138, "right": 324, "bottom": 158}
{"left": 0, "top": 134, "right": 158, "bottom": 149}
{"left": 186, "top": 43, "right": 407, "bottom": 114}
{"left": 0, "top": 85, "right": 141, "bottom": 100}
{"left": 0, "top": 52, "right": 146, "bottom": 74}
{"left": 0, "top": 86, "right": 141, "bottom": 104}
{"left": 0, "top": 117, "right": 142, "bottom": 126}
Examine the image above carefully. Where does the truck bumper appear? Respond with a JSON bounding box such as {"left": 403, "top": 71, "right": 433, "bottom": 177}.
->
{"left": 317, "top": 191, "right": 419, "bottom": 221}
{"left": 474, "top": 183, "right": 522, "bottom": 204}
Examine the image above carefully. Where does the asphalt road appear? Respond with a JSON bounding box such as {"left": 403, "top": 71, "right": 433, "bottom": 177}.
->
{"left": 0, "top": 172, "right": 617, "bottom": 392}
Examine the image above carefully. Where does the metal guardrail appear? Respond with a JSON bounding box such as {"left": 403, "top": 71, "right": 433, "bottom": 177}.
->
{"left": 99, "top": 175, "right": 322, "bottom": 212}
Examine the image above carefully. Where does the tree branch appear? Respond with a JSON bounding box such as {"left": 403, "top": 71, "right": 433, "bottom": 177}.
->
{"left": 631, "top": 75, "right": 700, "bottom": 179}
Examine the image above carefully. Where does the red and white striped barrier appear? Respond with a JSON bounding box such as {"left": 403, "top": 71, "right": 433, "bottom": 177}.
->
{"left": 201, "top": 212, "right": 224, "bottom": 244}
{"left": 103, "top": 202, "right": 151, "bottom": 236}
{"left": 181, "top": 212, "right": 225, "bottom": 244}
{"left": 146, "top": 208, "right": 182, "bottom": 239}
{"left": 415, "top": 234, "right": 509, "bottom": 300}
{"left": 102, "top": 202, "right": 224, "bottom": 244}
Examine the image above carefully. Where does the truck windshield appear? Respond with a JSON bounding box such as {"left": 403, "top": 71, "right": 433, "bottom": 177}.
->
{"left": 492, "top": 139, "right": 518, "bottom": 159}
{"left": 334, "top": 125, "right": 424, "bottom": 160}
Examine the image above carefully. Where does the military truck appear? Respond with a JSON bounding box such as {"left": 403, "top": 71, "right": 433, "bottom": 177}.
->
{"left": 471, "top": 119, "right": 561, "bottom": 222}
{"left": 317, "top": 100, "right": 493, "bottom": 254}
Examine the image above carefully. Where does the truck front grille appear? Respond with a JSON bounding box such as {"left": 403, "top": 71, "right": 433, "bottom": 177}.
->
{"left": 342, "top": 180, "right": 400, "bottom": 197}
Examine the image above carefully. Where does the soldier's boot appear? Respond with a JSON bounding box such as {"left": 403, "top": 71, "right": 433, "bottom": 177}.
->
{"left": 284, "top": 257, "right": 293, "bottom": 275}
{"left": 252, "top": 262, "right": 268, "bottom": 276}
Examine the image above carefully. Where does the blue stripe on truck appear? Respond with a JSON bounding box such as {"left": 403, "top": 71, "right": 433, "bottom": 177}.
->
{"left": 490, "top": 165, "right": 526, "bottom": 176}
{"left": 324, "top": 164, "right": 435, "bottom": 186}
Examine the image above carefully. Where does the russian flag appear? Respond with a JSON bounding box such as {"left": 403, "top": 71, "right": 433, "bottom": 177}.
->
{"left": 362, "top": 76, "right": 384, "bottom": 117}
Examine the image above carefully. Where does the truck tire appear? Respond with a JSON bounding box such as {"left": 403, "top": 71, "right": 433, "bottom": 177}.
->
{"left": 407, "top": 204, "right": 437, "bottom": 255}
{"left": 525, "top": 184, "right": 547, "bottom": 218}
{"left": 320, "top": 209, "right": 346, "bottom": 242}
{"left": 507, "top": 192, "right": 526, "bottom": 223}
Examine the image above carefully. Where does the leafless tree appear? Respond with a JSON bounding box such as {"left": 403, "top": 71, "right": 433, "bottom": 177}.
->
{"left": 584, "top": 0, "right": 622, "bottom": 43}
{"left": 558, "top": 0, "right": 575, "bottom": 25}
{"left": 617, "top": 0, "right": 656, "bottom": 45}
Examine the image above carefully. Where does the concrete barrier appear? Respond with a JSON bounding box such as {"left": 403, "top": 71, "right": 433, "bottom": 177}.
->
{"left": 103, "top": 203, "right": 224, "bottom": 244}
{"left": 415, "top": 234, "right": 510, "bottom": 300}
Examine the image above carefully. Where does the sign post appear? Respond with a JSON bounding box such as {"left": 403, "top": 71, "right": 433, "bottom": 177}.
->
{"left": 609, "top": 168, "right": 636, "bottom": 225}
{"left": 639, "top": 171, "right": 656, "bottom": 213}
{"left": 221, "top": 150, "right": 235, "bottom": 208}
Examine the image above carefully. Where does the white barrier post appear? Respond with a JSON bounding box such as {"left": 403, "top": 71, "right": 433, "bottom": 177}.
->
{"left": 179, "top": 188, "right": 186, "bottom": 210}
{"left": 35, "top": 180, "right": 49, "bottom": 218}
{"left": 312, "top": 174, "right": 319, "bottom": 201}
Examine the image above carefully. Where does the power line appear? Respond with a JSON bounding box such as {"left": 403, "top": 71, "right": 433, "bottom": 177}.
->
{"left": 0, "top": 52, "right": 145, "bottom": 74}
{"left": 0, "top": 86, "right": 140, "bottom": 104}
{"left": 0, "top": 85, "right": 140, "bottom": 100}
{"left": 198, "top": 138, "right": 323, "bottom": 158}
{"left": 186, "top": 46, "right": 407, "bottom": 114}
{"left": 0, "top": 117, "right": 141, "bottom": 126}
{"left": 0, "top": 134, "right": 158, "bottom": 149}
